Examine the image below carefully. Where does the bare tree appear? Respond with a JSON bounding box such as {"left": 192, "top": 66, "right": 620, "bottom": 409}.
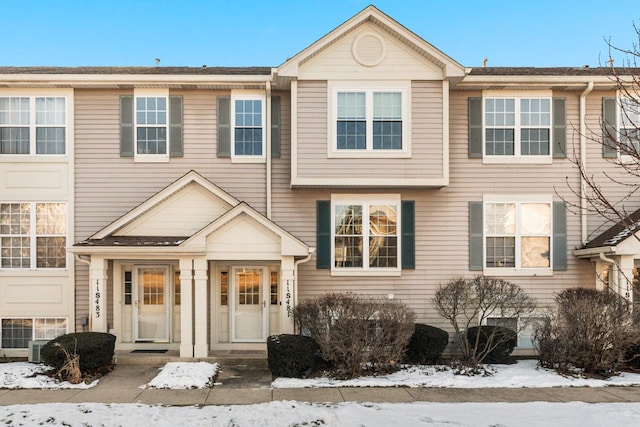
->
{"left": 433, "top": 276, "right": 537, "bottom": 371}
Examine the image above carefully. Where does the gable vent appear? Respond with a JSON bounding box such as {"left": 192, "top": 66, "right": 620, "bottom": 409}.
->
{"left": 352, "top": 33, "right": 386, "bottom": 67}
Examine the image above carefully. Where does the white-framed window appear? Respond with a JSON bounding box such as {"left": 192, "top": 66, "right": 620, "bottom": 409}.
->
{"left": 0, "top": 202, "right": 67, "bottom": 269}
{"left": 483, "top": 195, "right": 552, "bottom": 275}
{"left": 0, "top": 96, "right": 67, "bottom": 155}
{"left": 231, "top": 94, "right": 266, "bottom": 162}
{"left": 134, "top": 89, "right": 169, "bottom": 161}
{"left": 1, "top": 318, "right": 67, "bottom": 349}
{"left": 619, "top": 96, "right": 640, "bottom": 153}
{"left": 329, "top": 83, "right": 409, "bottom": 157}
{"left": 483, "top": 95, "right": 552, "bottom": 162}
{"left": 331, "top": 194, "right": 400, "bottom": 274}
{"left": 486, "top": 316, "right": 537, "bottom": 349}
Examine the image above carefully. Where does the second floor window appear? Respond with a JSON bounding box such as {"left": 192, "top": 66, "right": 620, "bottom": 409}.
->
{"left": 0, "top": 96, "right": 66, "bottom": 155}
{"left": 335, "top": 90, "right": 404, "bottom": 151}
{"left": 619, "top": 97, "right": 640, "bottom": 153}
{"left": 0, "top": 202, "right": 67, "bottom": 269}
{"left": 232, "top": 96, "right": 265, "bottom": 159}
{"left": 136, "top": 95, "right": 168, "bottom": 156}
{"left": 484, "top": 98, "right": 551, "bottom": 157}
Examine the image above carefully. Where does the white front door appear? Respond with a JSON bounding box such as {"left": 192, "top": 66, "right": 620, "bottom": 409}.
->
{"left": 134, "top": 266, "right": 170, "bottom": 342}
{"left": 231, "top": 267, "right": 267, "bottom": 342}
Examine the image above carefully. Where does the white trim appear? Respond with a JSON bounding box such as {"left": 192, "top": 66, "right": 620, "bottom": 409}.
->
{"left": 230, "top": 92, "right": 266, "bottom": 163}
{"left": 133, "top": 265, "right": 171, "bottom": 342}
{"left": 291, "top": 176, "right": 448, "bottom": 188}
{"left": 133, "top": 88, "right": 170, "bottom": 163}
{"left": 230, "top": 266, "right": 268, "bottom": 343}
{"left": 482, "top": 194, "right": 553, "bottom": 276}
{"left": 481, "top": 91, "right": 554, "bottom": 164}
{"left": 327, "top": 81, "right": 411, "bottom": 158}
{"left": 290, "top": 80, "right": 299, "bottom": 187}
{"left": 330, "top": 194, "right": 401, "bottom": 275}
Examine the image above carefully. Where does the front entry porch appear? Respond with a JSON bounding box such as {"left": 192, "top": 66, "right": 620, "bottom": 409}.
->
{"left": 70, "top": 171, "right": 312, "bottom": 358}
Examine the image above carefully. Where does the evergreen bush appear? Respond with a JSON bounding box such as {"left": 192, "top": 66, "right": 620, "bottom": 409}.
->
{"left": 40, "top": 332, "right": 116, "bottom": 373}
{"left": 267, "top": 334, "right": 320, "bottom": 378}
{"left": 466, "top": 325, "right": 517, "bottom": 364}
{"left": 405, "top": 324, "right": 449, "bottom": 364}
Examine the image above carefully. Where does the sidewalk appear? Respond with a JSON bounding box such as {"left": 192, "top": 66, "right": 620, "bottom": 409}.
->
{"left": 1, "top": 358, "right": 640, "bottom": 406}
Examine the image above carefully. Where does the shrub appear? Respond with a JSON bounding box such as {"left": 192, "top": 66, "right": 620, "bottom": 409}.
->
{"left": 405, "top": 324, "right": 449, "bottom": 364}
{"left": 433, "top": 276, "right": 536, "bottom": 369}
{"left": 623, "top": 334, "right": 640, "bottom": 370}
{"left": 267, "top": 334, "right": 320, "bottom": 378}
{"left": 293, "top": 293, "right": 415, "bottom": 379}
{"left": 466, "top": 325, "right": 517, "bottom": 364}
{"left": 535, "top": 288, "right": 635, "bottom": 378}
{"left": 40, "top": 332, "right": 116, "bottom": 373}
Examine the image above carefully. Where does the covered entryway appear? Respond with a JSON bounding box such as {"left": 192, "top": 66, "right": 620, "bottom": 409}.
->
{"left": 69, "top": 171, "right": 312, "bottom": 358}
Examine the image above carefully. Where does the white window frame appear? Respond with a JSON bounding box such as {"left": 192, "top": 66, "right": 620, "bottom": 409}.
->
{"left": 0, "top": 93, "right": 69, "bottom": 157}
{"left": 617, "top": 94, "right": 640, "bottom": 158}
{"left": 483, "top": 194, "right": 553, "bottom": 277}
{"left": 328, "top": 82, "right": 410, "bottom": 158}
{"left": 331, "top": 194, "right": 401, "bottom": 276}
{"left": 0, "top": 317, "right": 68, "bottom": 349}
{"left": 485, "top": 316, "right": 537, "bottom": 349}
{"left": 0, "top": 202, "right": 67, "bottom": 270}
{"left": 231, "top": 92, "right": 266, "bottom": 163}
{"left": 134, "top": 88, "right": 169, "bottom": 163}
{"left": 482, "top": 91, "right": 553, "bottom": 164}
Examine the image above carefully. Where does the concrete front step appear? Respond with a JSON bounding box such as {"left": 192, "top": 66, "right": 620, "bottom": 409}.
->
{"left": 114, "top": 350, "right": 268, "bottom": 368}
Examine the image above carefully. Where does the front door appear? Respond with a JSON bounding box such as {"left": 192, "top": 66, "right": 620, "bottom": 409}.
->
{"left": 231, "top": 267, "right": 267, "bottom": 342}
{"left": 134, "top": 266, "right": 170, "bottom": 342}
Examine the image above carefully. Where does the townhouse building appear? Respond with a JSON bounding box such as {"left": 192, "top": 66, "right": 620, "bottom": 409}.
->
{"left": 1, "top": 6, "right": 639, "bottom": 358}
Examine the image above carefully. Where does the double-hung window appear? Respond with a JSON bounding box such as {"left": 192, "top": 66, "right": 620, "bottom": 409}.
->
{"left": 332, "top": 195, "right": 400, "bottom": 273}
{"left": 484, "top": 197, "right": 552, "bottom": 273}
{"left": 331, "top": 84, "right": 408, "bottom": 156}
{"left": 484, "top": 96, "right": 551, "bottom": 160}
{"left": 0, "top": 96, "right": 67, "bottom": 155}
{"left": 231, "top": 94, "right": 265, "bottom": 161}
{"left": 0, "top": 202, "right": 66, "bottom": 269}
{"left": 135, "top": 89, "right": 168, "bottom": 160}
{"left": 619, "top": 96, "right": 640, "bottom": 154}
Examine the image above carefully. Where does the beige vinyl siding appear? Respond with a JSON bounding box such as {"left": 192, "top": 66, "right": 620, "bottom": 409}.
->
{"left": 73, "top": 89, "right": 268, "bottom": 325}
{"left": 295, "top": 80, "right": 445, "bottom": 181}
{"left": 273, "top": 88, "right": 594, "bottom": 330}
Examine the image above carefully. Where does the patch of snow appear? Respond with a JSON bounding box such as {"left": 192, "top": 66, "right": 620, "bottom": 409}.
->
{"left": 0, "top": 362, "right": 98, "bottom": 389}
{"left": 144, "top": 361, "right": 219, "bottom": 389}
{"left": 1, "top": 401, "right": 640, "bottom": 426}
{"left": 272, "top": 360, "right": 640, "bottom": 388}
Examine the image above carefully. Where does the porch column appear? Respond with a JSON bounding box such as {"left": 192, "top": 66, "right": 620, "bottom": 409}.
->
{"left": 179, "top": 258, "right": 194, "bottom": 358}
{"left": 619, "top": 256, "right": 635, "bottom": 300}
{"left": 280, "top": 257, "right": 295, "bottom": 334}
{"left": 89, "top": 256, "right": 108, "bottom": 332}
{"left": 193, "top": 258, "right": 209, "bottom": 358}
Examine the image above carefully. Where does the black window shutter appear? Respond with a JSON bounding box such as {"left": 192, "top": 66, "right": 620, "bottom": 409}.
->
{"left": 217, "top": 96, "right": 231, "bottom": 158}
{"left": 271, "top": 96, "right": 281, "bottom": 158}
{"left": 316, "top": 200, "right": 331, "bottom": 269}
{"left": 552, "top": 97, "right": 566, "bottom": 158}
{"left": 401, "top": 200, "right": 415, "bottom": 269}
{"left": 169, "top": 95, "right": 183, "bottom": 157}
{"left": 468, "top": 97, "right": 483, "bottom": 158}
{"left": 469, "top": 201, "right": 483, "bottom": 270}
{"left": 120, "top": 95, "right": 134, "bottom": 157}
{"left": 602, "top": 97, "right": 618, "bottom": 158}
{"left": 553, "top": 201, "right": 568, "bottom": 271}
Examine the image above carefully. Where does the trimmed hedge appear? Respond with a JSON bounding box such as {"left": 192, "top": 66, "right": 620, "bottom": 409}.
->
{"left": 405, "top": 324, "right": 449, "bottom": 364}
{"left": 40, "top": 332, "right": 116, "bottom": 373}
{"left": 466, "top": 325, "right": 517, "bottom": 364}
{"left": 267, "top": 334, "right": 320, "bottom": 378}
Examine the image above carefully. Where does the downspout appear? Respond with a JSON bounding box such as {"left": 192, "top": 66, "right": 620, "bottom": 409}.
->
{"left": 266, "top": 81, "right": 272, "bottom": 219}
{"left": 580, "top": 82, "right": 594, "bottom": 244}
{"left": 293, "top": 248, "right": 315, "bottom": 307}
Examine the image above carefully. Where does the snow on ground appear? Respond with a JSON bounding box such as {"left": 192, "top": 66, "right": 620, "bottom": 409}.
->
{"left": 0, "top": 362, "right": 97, "bottom": 389}
{"left": 144, "top": 361, "right": 219, "bottom": 389}
{"left": 272, "top": 359, "right": 640, "bottom": 389}
{"left": 1, "top": 401, "right": 640, "bottom": 427}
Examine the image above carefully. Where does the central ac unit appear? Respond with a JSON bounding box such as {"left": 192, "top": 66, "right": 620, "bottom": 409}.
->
{"left": 28, "top": 340, "right": 49, "bottom": 363}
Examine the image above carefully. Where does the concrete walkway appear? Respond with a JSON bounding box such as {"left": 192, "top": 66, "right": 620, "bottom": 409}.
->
{"left": 2, "top": 357, "right": 640, "bottom": 406}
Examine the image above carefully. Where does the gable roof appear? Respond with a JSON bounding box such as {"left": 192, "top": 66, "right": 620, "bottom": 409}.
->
{"left": 277, "top": 5, "right": 465, "bottom": 79}
{"left": 89, "top": 170, "right": 239, "bottom": 240}
{"left": 580, "top": 209, "right": 640, "bottom": 250}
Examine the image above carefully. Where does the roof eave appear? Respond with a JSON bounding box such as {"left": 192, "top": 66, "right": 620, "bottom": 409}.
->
{"left": 573, "top": 246, "right": 617, "bottom": 258}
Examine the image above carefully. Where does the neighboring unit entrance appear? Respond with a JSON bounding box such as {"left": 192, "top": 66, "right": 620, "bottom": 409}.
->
{"left": 231, "top": 267, "right": 267, "bottom": 342}
{"left": 134, "top": 266, "right": 170, "bottom": 342}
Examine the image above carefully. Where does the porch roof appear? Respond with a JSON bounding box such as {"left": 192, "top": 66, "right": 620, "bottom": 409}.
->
{"left": 574, "top": 208, "right": 640, "bottom": 258}
{"left": 75, "top": 236, "right": 189, "bottom": 247}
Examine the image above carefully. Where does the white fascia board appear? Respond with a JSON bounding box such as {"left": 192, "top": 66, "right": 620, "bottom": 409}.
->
{"left": 67, "top": 246, "right": 206, "bottom": 257}
{"left": 290, "top": 176, "right": 449, "bottom": 188}
{"left": 573, "top": 246, "right": 617, "bottom": 258}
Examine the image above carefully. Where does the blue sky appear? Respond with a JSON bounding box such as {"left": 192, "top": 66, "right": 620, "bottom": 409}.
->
{"left": 3, "top": 0, "right": 639, "bottom": 68}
